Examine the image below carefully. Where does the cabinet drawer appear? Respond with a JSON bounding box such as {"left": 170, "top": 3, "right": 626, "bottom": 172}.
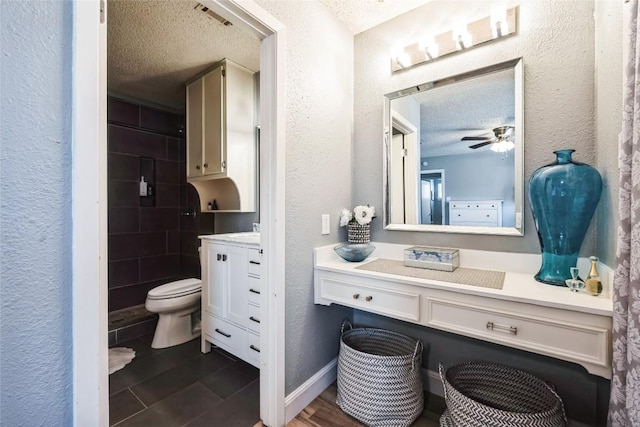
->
{"left": 450, "top": 202, "right": 500, "bottom": 210}
{"left": 450, "top": 209, "right": 497, "bottom": 223}
{"left": 247, "top": 303, "right": 261, "bottom": 333}
{"left": 203, "top": 314, "right": 245, "bottom": 357}
{"left": 426, "top": 298, "right": 609, "bottom": 368}
{"left": 247, "top": 276, "right": 262, "bottom": 305}
{"left": 246, "top": 332, "right": 261, "bottom": 368}
{"left": 319, "top": 277, "right": 420, "bottom": 322}
{"left": 248, "top": 249, "right": 262, "bottom": 277}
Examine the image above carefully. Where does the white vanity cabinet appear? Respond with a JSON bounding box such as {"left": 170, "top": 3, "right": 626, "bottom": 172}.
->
{"left": 200, "top": 234, "right": 261, "bottom": 368}
{"left": 314, "top": 243, "right": 614, "bottom": 379}
{"left": 449, "top": 200, "right": 503, "bottom": 227}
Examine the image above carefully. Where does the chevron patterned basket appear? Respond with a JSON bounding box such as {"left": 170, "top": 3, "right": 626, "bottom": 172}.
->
{"left": 439, "top": 362, "right": 568, "bottom": 427}
{"left": 336, "top": 322, "right": 424, "bottom": 427}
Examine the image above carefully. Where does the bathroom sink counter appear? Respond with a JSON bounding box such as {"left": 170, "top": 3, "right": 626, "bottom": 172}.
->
{"left": 315, "top": 242, "right": 612, "bottom": 316}
{"left": 200, "top": 232, "right": 260, "bottom": 246}
{"left": 315, "top": 242, "right": 613, "bottom": 378}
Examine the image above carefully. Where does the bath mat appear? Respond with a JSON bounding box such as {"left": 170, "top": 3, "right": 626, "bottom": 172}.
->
{"left": 356, "top": 259, "right": 505, "bottom": 289}
{"left": 109, "top": 347, "right": 136, "bottom": 375}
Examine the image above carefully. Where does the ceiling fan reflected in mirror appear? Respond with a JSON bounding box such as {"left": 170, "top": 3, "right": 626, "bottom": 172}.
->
{"left": 462, "top": 125, "right": 515, "bottom": 152}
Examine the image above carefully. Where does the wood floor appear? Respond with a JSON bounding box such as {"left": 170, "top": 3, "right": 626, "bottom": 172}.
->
{"left": 254, "top": 385, "right": 442, "bottom": 427}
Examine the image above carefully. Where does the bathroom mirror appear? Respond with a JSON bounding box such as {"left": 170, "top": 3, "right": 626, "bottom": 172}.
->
{"left": 383, "top": 58, "right": 524, "bottom": 236}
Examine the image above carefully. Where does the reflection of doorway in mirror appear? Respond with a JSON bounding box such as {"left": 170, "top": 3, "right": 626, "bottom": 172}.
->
{"left": 420, "top": 170, "right": 445, "bottom": 225}
{"left": 389, "top": 110, "right": 419, "bottom": 224}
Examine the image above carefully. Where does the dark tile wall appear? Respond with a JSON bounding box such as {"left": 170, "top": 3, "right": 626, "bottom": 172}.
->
{"left": 108, "top": 97, "right": 213, "bottom": 312}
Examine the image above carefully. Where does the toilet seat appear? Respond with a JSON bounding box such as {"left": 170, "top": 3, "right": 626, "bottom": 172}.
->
{"left": 147, "top": 278, "right": 201, "bottom": 300}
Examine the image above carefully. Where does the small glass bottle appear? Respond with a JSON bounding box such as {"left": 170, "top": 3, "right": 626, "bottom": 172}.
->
{"left": 585, "top": 256, "right": 603, "bottom": 296}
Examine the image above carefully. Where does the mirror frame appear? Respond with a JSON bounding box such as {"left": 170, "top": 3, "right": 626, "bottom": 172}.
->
{"left": 383, "top": 58, "right": 524, "bottom": 236}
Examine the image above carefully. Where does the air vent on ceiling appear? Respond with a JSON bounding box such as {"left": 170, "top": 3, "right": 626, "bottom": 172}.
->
{"left": 194, "top": 3, "right": 233, "bottom": 26}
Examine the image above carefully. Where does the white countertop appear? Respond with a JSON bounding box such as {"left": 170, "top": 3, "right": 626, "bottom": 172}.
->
{"left": 199, "top": 232, "right": 260, "bottom": 246}
{"left": 314, "top": 242, "right": 613, "bottom": 317}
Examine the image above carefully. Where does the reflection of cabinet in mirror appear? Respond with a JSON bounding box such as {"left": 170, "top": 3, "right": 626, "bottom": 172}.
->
{"left": 449, "top": 200, "right": 503, "bottom": 227}
{"left": 186, "top": 59, "right": 257, "bottom": 212}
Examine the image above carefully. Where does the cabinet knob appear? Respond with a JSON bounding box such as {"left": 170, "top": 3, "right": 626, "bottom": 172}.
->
{"left": 196, "top": 165, "right": 201, "bottom": 170}
{"left": 222, "top": 254, "right": 227, "bottom": 262}
{"left": 353, "top": 293, "right": 360, "bottom": 299}
{"left": 365, "top": 296, "right": 373, "bottom": 302}
{"left": 203, "top": 163, "right": 208, "bottom": 168}
{"left": 217, "top": 254, "right": 221, "bottom": 261}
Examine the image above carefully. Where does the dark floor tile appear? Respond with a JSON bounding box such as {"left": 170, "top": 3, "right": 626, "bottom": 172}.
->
{"left": 183, "top": 350, "right": 236, "bottom": 379}
{"left": 110, "top": 336, "right": 156, "bottom": 360}
{"left": 185, "top": 379, "right": 260, "bottom": 427}
{"left": 159, "top": 337, "right": 201, "bottom": 364}
{"left": 129, "top": 363, "right": 198, "bottom": 406}
{"left": 109, "top": 353, "right": 176, "bottom": 395}
{"left": 109, "top": 389, "right": 145, "bottom": 426}
{"left": 115, "top": 382, "right": 222, "bottom": 427}
{"left": 199, "top": 360, "right": 259, "bottom": 399}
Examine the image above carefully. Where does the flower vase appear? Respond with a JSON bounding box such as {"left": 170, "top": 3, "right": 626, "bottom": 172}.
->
{"left": 528, "top": 149, "right": 602, "bottom": 286}
{"left": 347, "top": 221, "right": 371, "bottom": 244}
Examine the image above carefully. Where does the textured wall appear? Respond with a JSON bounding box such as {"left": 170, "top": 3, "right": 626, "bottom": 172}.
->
{"left": 354, "top": 0, "right": 599, "bottom": 255}
{"left": 256, "top": 0, "right": 355, "bottom": 395}
{"left": 595, "top": 0, "right": 623, "bottom": 266}
{"left": 0, "top": 2, "right": 73, "bottom": 425}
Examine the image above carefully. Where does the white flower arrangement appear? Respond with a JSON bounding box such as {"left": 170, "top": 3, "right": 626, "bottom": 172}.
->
{"left": 340, "top": 205, "right": 376, "bottom": 226}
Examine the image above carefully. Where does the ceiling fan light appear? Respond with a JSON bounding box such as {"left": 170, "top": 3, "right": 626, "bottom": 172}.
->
{"left": 490, "top": 140, "right": 515, "bottom": 153}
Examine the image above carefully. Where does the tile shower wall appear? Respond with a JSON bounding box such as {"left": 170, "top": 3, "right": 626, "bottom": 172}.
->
{"left": 107, "top": 97, "right": 213, "bottom": 312}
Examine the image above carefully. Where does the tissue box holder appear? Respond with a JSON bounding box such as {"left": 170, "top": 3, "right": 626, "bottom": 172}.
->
{"left": 404, "top": 246, "right": 459, "bottom": 272}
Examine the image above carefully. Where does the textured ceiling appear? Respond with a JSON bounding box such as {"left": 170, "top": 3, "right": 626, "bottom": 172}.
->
{"left": 107, "top": 0, "right": 260, "bottom": 111}
{"left": 319, "top": 0, "right": 433, "bottom": 34}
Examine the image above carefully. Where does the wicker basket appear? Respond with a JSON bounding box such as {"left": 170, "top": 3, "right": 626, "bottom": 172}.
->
{"left": 347, "top": 221, "right": 370, "bottom": 244}
{"left": 439, "top": 362, "right": 568, "bottom": 427}
{"left": 336, "top": 322, "right": 424, "bottom": 427}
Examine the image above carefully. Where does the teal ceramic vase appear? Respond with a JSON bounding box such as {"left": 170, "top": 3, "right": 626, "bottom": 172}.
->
{"left": 528, "top": 149, "right": 602, "bottom": 286}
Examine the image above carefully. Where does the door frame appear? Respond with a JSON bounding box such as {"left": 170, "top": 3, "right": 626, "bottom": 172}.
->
{"left": 419, "top": 169, "right": 446, "bottom": 225}
{"left": 71, "top": 1, "right": 286, "bottom": 426}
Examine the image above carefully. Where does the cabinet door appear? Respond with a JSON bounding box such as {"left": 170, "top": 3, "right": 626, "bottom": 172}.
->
{"left": 202, "top": 67, "right": 224, "bottom": 176}
{"left": 224, "top": 245, "right": 248, "bottom": 326}
{"left": 203, "top": 242, "right": 225, "bottom": 317}
{"left": 186, "top": 78, "right": 203, "bottom": 178}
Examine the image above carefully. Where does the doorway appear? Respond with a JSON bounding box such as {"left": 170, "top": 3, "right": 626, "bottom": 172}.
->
{"left": 420, "top": 170, "right": 445, "bottom": 225}
{"left": 71, "top": 1, "right": 286, "bottom": 426}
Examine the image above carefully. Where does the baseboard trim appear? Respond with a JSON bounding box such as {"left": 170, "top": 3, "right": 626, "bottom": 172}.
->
{"left": 424, "top": 368, "right": 444, "bottom": 397}
{"left": 284, "top": 357, "right": 338, "bottom": 424}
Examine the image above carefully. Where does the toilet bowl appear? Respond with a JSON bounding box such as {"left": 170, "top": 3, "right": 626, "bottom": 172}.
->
{"left": 145, "top": 278, "right": 202, "bottom": 349}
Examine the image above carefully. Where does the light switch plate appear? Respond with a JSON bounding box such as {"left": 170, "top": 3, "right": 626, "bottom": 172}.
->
{"left": 321, "top": 214, "right": 330, "bottom": 235}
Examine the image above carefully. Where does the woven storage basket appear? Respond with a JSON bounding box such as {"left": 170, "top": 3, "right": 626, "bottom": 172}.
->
{"left": 347, "top": 221, "right": 370, "bottom": 244}
{"left": 439, "top": 362, "right": 568, "bottom": 427}
{"left": 336, "top": 322, "right": 424, "bottom": 427}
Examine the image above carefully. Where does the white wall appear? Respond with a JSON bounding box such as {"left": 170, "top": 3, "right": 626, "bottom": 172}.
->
{"left": 354, "top": 0, "right": 599, "bottom": 254}
{"left": 0, "top": 1, "right": 74, "bottom": 425}
{"left": 256, "top": 0, "right": 355, "bottom": 395}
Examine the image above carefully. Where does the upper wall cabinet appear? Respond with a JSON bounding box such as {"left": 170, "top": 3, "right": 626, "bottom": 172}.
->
{"left": 186, "top": 59, "right": 257, "bottom": 212}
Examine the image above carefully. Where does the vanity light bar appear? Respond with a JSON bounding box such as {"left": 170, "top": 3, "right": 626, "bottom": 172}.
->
{"left": 391, "top": 7, "right": 518, "bottom": 72}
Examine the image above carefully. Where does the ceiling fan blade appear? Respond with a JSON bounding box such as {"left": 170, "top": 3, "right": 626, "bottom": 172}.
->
{"left": 462, "top": 136, "right": 492, "bottom": 141}
{"left": 469, "top": 141, "right": 493, "bottom": 149}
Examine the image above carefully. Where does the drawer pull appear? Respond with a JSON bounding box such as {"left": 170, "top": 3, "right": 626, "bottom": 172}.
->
{"left": 486, "top": 321, "right": 517, "bottom": 335}
{"left": 250, "top": 316, "right": 260, "bottom": 323}
{"left": 217, "top": 254, "right": 221, "bottom": 261}
{"left": 222, "top": 254, "right": 227, "bottom": 262}
{"left": 249, "top": 260, "right": 261, "bottom": 265}
{"left": 365, "top": 296, "right": 373, "bottom": 302}
{"left": 249, "top": 288, "right": 261, "bottom": 295}
{"left": 215, "top": 328, "right": 231, "bottom": 338}
{"left": 353, "top": 293, "right": 360, "bottom": 299}
{"left": 250, "top": 345, "right": 260, "bottom": 353}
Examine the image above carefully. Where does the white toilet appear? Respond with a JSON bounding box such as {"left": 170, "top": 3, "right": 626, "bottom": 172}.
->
{"left": 145, "top": 278, "right": 202, "bottom": 349}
